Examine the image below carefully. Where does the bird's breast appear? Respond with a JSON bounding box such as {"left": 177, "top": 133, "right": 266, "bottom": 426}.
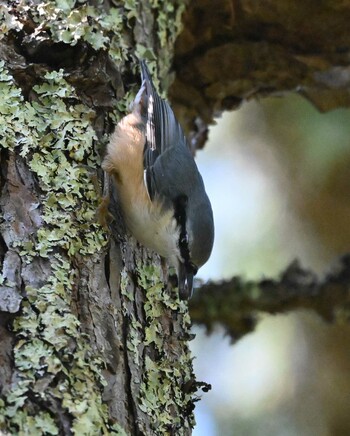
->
{"left": 127, "top": 197, "right": 180, "bottom": 265}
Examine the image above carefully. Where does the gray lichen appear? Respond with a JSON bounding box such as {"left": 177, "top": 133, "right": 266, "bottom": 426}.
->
{"left": 0, "top": 0, "right": 192, "bottom": 433}
{"left": 0, "top": 60, "right": 112, "bottom": 435}
{"left": 135, "top": 263, "right": 195, "bottom": 434}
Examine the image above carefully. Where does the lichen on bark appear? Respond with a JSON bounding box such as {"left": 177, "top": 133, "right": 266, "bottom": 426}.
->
{"left": 0, "top": 58, "right": 112, "bottom": 436}
{"left": 0, "top": 0, "right": 195, "bottom": 435}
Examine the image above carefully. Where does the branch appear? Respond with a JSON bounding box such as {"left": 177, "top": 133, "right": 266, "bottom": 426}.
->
{"left": 171, "top": 0, "right": 350, "bottom": 148}
{"left": 189, "top": 257, "right": 350, "bottom": 341}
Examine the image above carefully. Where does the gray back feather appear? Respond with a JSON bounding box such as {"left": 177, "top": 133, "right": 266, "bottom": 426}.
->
{"left": 139, "top": 61, "right": 214, "bottom": 268}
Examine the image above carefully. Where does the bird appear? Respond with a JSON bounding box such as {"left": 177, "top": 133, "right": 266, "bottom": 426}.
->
{"left": 102, "top": 61, "right": 214, "bottom": 299}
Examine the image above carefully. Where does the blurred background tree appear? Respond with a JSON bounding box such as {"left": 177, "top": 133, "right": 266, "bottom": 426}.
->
{"left": 167, "top": 2, "right": 350, "bottom": 432}
{"left": 191, "top": 96, "right": 350, "bottom": 436}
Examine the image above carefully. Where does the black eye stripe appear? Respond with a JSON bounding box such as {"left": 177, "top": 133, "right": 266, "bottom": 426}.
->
{"left": 173, "top": 195, "right": 192, "bottom": 268}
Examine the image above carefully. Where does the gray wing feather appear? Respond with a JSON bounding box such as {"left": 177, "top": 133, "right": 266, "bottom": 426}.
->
{"left": 139, "top": 61, "right": 191, "bottom": 202}
{"left": 138, "top": 61, "right": 214, "bottom": 269}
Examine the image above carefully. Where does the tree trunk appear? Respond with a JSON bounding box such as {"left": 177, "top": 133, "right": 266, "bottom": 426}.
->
{"left": 0, "top": 1, "right": 195, "bottom": 434}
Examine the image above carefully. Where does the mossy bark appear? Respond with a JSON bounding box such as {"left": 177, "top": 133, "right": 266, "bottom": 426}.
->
{"left": 0, "top": 1, "right": 194, "bottom": 435}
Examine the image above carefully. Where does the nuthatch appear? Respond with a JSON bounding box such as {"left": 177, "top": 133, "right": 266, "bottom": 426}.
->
{"left": 102, "top": 61, "right": 214, "bottom": 299}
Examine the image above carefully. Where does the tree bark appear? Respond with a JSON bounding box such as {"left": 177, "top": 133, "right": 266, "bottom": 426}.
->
{"left": 171, "top": 0, "right": 350, "bottom": 148}
{"left": 0, "top": 1, "right": 195, "bottom": 435}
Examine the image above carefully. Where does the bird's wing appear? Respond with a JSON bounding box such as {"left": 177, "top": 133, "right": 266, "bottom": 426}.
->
{"left": 138, "top": 61, "right": 188, "bottom": 201}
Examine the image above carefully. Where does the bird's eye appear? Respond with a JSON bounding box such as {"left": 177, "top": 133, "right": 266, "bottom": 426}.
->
{"left": 180, "top": 233, "right": 189, "bottom": 244}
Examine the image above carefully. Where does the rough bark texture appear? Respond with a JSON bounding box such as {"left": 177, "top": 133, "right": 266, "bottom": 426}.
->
{"left": 0, "top": 1, "right": 196, "bottom": 435}
{"left": 171, "top": 0, "right": 350, "bottom": 149}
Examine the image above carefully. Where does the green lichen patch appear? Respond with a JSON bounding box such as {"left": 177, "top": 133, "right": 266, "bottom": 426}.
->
{"left": 3, "top": 1, "right": 133, "bottom": 66}
{"left": 0, "top": 62, "right": 115, "bottom": 434}
{"left": 135, "top": 261, "right": 195, "bottom": 433}
{"left": 0, "top": 61, "right": 37, "bottom": 152}
{"left": 1, "top": 0, "right": 192, "bottom": 432}
{"left": 152, "top": 0, "right": 187, "bottom": 89}
{"left": 31, "top": 2, "right": 122, "bottom": 52}
{"left": 0, "top": 5, "right": 24, "bottom": 37}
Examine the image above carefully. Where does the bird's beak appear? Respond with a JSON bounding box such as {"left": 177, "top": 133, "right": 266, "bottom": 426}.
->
{"left": 178, "top": 263, "right": 194, "bottom": 300}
